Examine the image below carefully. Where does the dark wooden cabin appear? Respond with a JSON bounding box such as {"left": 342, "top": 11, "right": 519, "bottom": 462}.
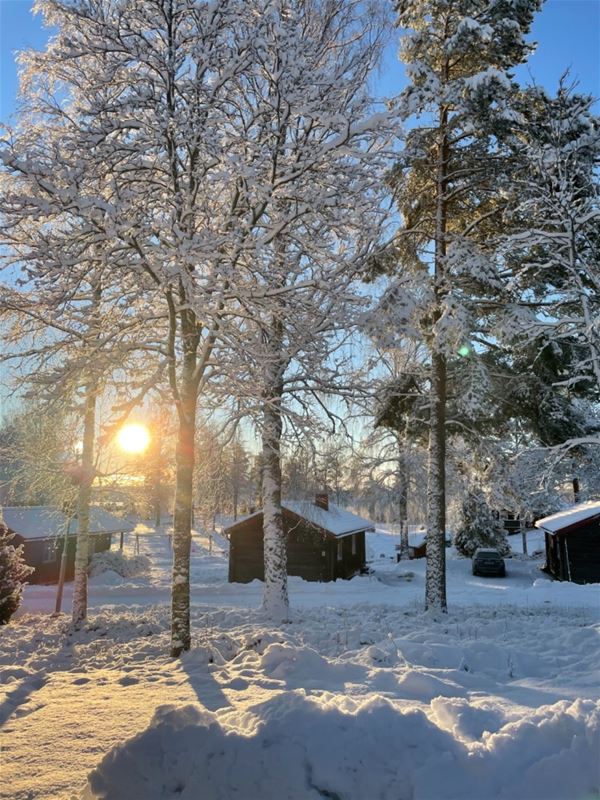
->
{"left": 535, "top": 502, "right": 600, "bottom": 584}
{"left": 3, "top": 506, "right": 133, "bottom": 584}
{"left": 226, "top": 494, "right": 373, "bottom": 583}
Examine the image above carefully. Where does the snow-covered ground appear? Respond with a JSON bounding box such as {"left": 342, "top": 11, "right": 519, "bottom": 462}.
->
{"left": 1, "top": 524, "right": 599, "bottom": 800}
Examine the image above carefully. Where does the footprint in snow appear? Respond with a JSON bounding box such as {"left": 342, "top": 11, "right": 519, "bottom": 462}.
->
{"left": 118, "top": 675, "right": 140, "bottom": 686}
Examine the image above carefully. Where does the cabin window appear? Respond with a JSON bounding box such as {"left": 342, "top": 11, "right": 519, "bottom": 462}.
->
{"left": 337, "top": 540, "right": 343, "bottom": 561}
{"left": 352, "top": 534, "right": 357, "bottom": 555}
{"left": 42, "top": 540, "right": 58, "bottom": 563}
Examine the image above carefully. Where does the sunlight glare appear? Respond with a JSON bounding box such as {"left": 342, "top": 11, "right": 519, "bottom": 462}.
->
{"left": 117, "top": 423, "right": 151, "bottom": 454}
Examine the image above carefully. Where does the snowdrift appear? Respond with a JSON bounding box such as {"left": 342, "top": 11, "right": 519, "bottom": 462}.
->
{"left": 86, "top": 691, "right": 600, "bottom": 800}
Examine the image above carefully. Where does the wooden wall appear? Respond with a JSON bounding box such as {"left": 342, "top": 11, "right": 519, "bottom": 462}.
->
{"left": 14, "top": 533, "right": 113, "bottom": 584}
{"left": 544, "top": 521, "right": 600, "bottom": 584}
{"left": 228, "top": 511, "right": 366, "bottom": 583}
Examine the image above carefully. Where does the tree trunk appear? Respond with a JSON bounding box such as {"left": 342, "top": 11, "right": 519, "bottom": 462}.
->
{"left": 72, "top": 383, "right": 97, "bottom": 626}
{"left": 170, "top": 381, "right": 197, "bottom": 657}
{"left": 397, "top": 440, "right": 409, "bottom": 558}
{"left": 426, "top": 349, "right": 447, "bottom": 610}
{"left": 55, "top": 515, "right": 72, "bottom": 615}
{"left": 426, "top": 99, "right": 449, "bottom": 612}
{"left": 232, "top": 485, "right": 238, "bottom": 521}
{"left": 261, "top": 383, "right": 289, "bottom": 620}
{"left": 572, "top": 474, "right": 581, "bottom": 504}
{"left": 155, "top": 493, "right": 161, "bottom": 528}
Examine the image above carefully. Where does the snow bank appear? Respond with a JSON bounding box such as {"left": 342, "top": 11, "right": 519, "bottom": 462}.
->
{"left": 88, "top": 551, "right": 151, "bottom": 580}
{"left": 86, "top": 694, "right": 600, "bottom": 800}
{"left": 5, "top": 525, "right": 599, "bottom": 800}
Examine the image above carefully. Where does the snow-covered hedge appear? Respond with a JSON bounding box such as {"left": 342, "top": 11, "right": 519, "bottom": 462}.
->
{"left": 88, "top": 550, "right": 151, "bottom": 579}
{"left": 0, "top": 521, "right": 34, "bottom": 624}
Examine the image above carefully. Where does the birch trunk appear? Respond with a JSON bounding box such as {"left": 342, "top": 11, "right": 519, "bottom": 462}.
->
{"left": 397, "top": 439, "right": 409, "bottom": 558}
{"left": 166, "top": 280, "right": 217, "bottom": 656}
{"left": 71, "top": 382, "right": 97, "bottom": 626}
{"left": 170, "top": 379, "right": 197, "bottom": 657}
{"left": 261, "top": 390, "right": 289, "bottom": 621}
{"left": 261, "top": 304, "right": 289, "bottom": 622}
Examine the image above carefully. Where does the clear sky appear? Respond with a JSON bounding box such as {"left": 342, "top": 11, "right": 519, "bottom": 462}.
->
{"left": 0, "top": 0, "right": 598, "bottom": 121}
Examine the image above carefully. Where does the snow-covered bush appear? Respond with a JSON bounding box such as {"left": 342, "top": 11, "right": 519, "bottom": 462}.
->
{"left": 0, "top": 520, "right": 34, "bottom": 624}
{"left": 88, "top": 550, "right": 151, "bottom": 579}
{"left": 454, "top": 490, "right": 510, "bottom": 558}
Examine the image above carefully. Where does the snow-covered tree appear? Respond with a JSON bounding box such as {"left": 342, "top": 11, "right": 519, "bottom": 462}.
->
{"left": 225, "top": 436, "right": 251, "bottom": 521}
{"left": 206, "top": 0, "right": 392, "bottom": 620}
{"left": 0, "top": 403, "right": 76, "bottom": 506}
{"left": 1, "top": 0, "right": 276, "bottom": 653}
{"left": 283, "top": 447, "right": 319, "bottom": 499}
{"left": 3, "top": 0, "right": 392, "bottom": 638}
{"left": 506, "top": 80, "right": 600, "bottom": 401}
{"left": 0, "top": 515, "right": 34, "bottom": 625}
{"left": 453, "top": 487, "right": 509, "bottom": 558}
{"left": 382, "top": 0, "right": 541, "bottom": 610}
{"left": 498, "top": 79, "right": 600, "bottom": 494}
{"left": 0, "top": 245, "right": 153, "bottom": 626}
{"left": 141, "top": 406, "right": 175, "bottom": 526}
{"left": 195, "top": 422, "right": 229, "bottom": 530}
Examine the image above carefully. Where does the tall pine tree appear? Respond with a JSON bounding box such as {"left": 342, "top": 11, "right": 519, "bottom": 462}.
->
{"left": 389, "top": 0, "right": 541, "bottom": 610}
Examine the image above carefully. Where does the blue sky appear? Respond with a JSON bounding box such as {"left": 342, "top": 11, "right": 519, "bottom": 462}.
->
{"left": 1, "top": 0, "right": 598, "bottom": 121}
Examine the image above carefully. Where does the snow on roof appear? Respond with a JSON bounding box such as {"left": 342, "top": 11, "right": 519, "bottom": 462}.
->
{"left": 535, "top": 501, "right": 600, "bottom": 534}
{"left": 284, "top": 501, "right": 374, "bottom": 537}
{"left": 2, "top": 506, "right": 133, "bottom": 540}
{"left": 224, "top": 501, "right": 374, "bottom": 538}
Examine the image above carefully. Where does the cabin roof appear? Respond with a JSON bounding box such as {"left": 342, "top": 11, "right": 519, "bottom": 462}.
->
{"left": 535, "top": 501, "right": 600, "bottom": 534}
{"left": 225, "top": 500, "right": 374, "bottom": 538}
{"left": 2, "top": 505, "right": 133, "bottom": 540}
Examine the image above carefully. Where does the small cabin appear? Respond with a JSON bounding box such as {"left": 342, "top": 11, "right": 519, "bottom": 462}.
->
{"left": 226, "top": 494, "right": 373, "bottom": 583}
{"left": 3, "top": 505, "right": 133, "bottom": 584}
{"left": 535, "top": 501, "right": 600, "bottom": 584}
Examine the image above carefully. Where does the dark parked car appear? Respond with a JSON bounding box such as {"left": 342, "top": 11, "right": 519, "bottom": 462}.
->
{"left": 472, "top": 547, "right": 506, "bottom": 577}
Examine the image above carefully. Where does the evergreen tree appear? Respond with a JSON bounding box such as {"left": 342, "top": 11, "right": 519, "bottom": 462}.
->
{"left": 0, "top": 517, "right": 34, "bottom": 625}
{"left": 506, "top": 80, "right": 600, "bottom": 401}
{"left": 225, "top": 437, "right": 250, "bottom": 521}
{"left": 454, "top": 488, "right": 509, "bottom": 558}
{"left": 195, "top": 423, "right": 229, "bottom": 531}
{"left": 382, "top": 0, "right": 541, "bottom": 610}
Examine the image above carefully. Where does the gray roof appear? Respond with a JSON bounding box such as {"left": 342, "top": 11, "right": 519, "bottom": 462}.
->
{"left": 225, "top": 500, "right": 374, "bottom": 539}
{"left": 2, "top": 505, "right": 133, "bottom": 540}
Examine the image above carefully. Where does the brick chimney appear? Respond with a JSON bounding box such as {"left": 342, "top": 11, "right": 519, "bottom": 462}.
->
{"left": 315, "top": 492, "right": 329, "bottom": 511}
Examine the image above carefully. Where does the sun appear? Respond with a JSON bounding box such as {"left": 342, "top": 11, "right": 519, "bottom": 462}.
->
{"left": 117, "top": 423, "right": 151, "bottom": 455}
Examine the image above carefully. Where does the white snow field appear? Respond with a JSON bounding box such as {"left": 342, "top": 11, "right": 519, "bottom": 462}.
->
{"left": 1, "top": 524, "right": 599, "bottom": 800}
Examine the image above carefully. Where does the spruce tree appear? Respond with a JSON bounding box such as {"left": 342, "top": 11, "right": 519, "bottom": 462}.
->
{"left": 0, "top": 519, "right": 34, "bottom": 625}
{"left": 387, "top": 0, "right": 541, "bottom": 610}
{"left": 454, "top": 488, "right": 509, "bottom": 558}
{"left": 505, "top": 80, "right": 600, "bottom": 417}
